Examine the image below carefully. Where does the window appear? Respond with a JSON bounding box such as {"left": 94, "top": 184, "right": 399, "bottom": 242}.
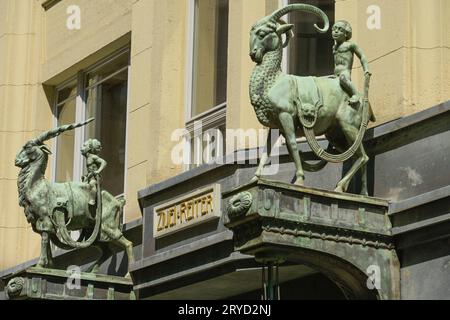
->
{"left": 186, "top": 0, "right": 229, "bottom": 168}
{"left": 54, "top": 80, "right": 77, "bottom": 183}
{"left": 285, "top": 0, "right": 335, "bottom": 76}
{"left": 54, "top": 48, "right": 130, "bottom": 197}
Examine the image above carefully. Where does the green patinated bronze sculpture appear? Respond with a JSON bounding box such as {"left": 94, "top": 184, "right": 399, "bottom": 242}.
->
{"left": 81, "top": 138, "right": 107, "bottom": 207}
{"left": 15, "top": 119, "right": 134, "bottom": 275}
{"left": 249, "top": 3, "right": 376, "bottom": 195}
{"left": 333, "top": 20, "right": 370, "bottom": 107}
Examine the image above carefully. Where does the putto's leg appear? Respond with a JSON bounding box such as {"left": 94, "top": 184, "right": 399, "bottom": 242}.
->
{"left": 89, "top": 180, "right": 96, "bottom": 206}
{"left": 339, "top": 73, "right": 359, "bottom": 106}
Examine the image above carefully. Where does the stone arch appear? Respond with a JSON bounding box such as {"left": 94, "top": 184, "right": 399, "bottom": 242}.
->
{"left": 286, "top": 247, "right": 381, "bottom": 300}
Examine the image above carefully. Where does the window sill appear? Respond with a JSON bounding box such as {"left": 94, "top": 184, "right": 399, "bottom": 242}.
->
{"left": 186, "top": 103, "right": 227, "bottom": 126}
{"left": 186, "top": 103, "right": 227, "bottom": 133}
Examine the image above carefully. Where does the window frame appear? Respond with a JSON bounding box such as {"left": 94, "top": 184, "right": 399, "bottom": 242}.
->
{"left": 280, "top": 0, "right": 290, "bottom": 73}
{"left": 51, "top": 46, "right": 131, "bottom": 200}
{"left": 185, "top": 0, "right": 228, "bottom": 170}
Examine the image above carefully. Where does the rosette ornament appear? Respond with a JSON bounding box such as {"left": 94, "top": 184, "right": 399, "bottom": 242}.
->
{"left": 227, "top": 192, "right": 253, "bottom": 220}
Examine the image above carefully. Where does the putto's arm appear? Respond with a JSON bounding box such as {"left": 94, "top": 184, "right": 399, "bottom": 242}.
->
{"left": 353, "top": 43, "right": 370, "bottom": 75}
{"left": 94, "top": 155, "right": 107, "bottom": 175}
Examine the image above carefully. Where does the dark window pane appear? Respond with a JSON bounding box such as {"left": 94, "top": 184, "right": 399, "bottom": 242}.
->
{"left": 288, "top": 0, "right": 335, "bottom": 76}
{"left": 86, "top": 51, "right": 129, "bottom": 88}
{"left": 55, "top": 98, "right": 76, "bottom": 182}
{"left": 192, "top": 0, "right": 229, "bottom": 117}
{"left": 215, "top": 0, "right": 228, "bottom": 106}
{"left": 85, "top": 69, "right": 128, "bottom": 196}
{"left": 57, "top": 82, "right": 77, "bottom": 105}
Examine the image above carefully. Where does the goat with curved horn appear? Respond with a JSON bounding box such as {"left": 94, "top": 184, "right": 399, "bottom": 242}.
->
{"left": 15, "top": 119, "right": 134, "bottom": 275}
{"left": 34, "top": 118, "right": 94, "bottom": 145}
{"left": 270, "top": 3, "right": 330, "bottom": 33}
{"left": 249, "top": 3, "right": 375, "bottom": 195}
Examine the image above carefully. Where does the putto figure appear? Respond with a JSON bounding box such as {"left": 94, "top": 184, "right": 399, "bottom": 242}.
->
{"left": 81, "top": 138, "right": 107, "bottom": 207}
{"left": 332, "top": 20, "right": 371, "bottom": 107}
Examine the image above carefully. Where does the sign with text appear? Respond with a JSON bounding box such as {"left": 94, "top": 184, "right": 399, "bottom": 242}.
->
{"left": 153, "top": 184, "right": 221, "bottom": 238}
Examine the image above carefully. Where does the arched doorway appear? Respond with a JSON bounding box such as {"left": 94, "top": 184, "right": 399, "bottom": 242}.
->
{"left": 228, "top": 265, "right": 347, "bottom": 300}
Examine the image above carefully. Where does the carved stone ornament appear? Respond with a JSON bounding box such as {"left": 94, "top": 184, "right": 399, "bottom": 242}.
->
{"left": 6, "top": 277, "right": 25, "bottom": 299}
{"left": 227, "top": 192, "right": 253, "bottom": 220}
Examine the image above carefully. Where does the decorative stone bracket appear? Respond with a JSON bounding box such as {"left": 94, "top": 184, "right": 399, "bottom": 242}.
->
{"left": 2, "top": 267, "right": 135, "bottom": 300}
{"left": 223, "top": 179, "right": 400, "bottom": 300}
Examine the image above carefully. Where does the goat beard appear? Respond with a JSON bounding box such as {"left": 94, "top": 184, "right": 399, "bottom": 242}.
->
{"left": 251, "top": 48, "right": 264, "bottom": 64}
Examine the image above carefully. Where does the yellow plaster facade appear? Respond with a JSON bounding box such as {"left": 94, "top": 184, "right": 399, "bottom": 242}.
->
{"left": 0, "top": 0, "right": 449, "bottom": 270}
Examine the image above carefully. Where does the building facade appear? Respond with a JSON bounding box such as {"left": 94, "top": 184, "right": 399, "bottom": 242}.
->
{"left": 0, "top": 0, "right": 449, "bottom": 299}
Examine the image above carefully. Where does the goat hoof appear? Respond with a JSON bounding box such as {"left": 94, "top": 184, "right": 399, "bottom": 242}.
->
{"left": 36, "top": 260, "right": 47, "bottom": 269}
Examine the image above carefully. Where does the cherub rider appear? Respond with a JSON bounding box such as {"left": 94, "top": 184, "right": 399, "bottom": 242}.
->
{"left": 81, "top": 139, "right": 107, "bottom": 207}
{"left": 332, "top": 20, "right": 371, "bottom": 106}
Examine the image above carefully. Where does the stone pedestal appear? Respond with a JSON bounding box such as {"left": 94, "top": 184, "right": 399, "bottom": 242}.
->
{"left": 2, "top": 267, "right": 135, "bottom": 300}
{"left": 224, "top": 179, "right": 400, "bottom": 300}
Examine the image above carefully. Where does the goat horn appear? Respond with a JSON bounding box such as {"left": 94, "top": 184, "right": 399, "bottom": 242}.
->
{"left": 271, "top": 4, "right": 329, "bottom": 33}
{"left": 34, "top": 118, "right": 95, "bottom": 144}
{"left": 277, "top": 19, "right": 294, "bottom": 48}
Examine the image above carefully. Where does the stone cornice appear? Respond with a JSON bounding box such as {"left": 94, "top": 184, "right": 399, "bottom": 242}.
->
{"left": 231, "top": 214, "right": 394, "bottom": 251}
{"left": 261, "top": 222, "right": 395, "bottom": 250}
